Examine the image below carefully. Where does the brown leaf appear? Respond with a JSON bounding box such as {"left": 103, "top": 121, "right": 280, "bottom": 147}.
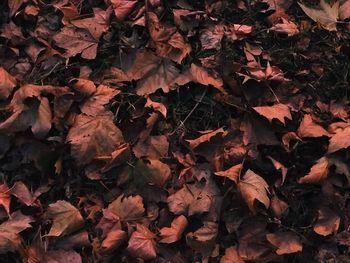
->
{"left": 314, "top": 206, "right": 340, "bottom": 236}
{"left": 215, "top": 164, "right": 242, "bottom": 183}
{"left": 238, "top": 170, "right": 270, "bottom": 213}
{"left": 127, "top": 224, "right": 157, "bottom": 260}
{"left": 145, "top": 97, "right": 167, "bottom": 117}
{"left": 0, "top": 67, "right": 16, "bottom": 100}
{"left": 159, "top": 215, "right": 188, "bottom": 243}
{"left": 66, "top": 112, "right": 125, "bottom": 166}
{"left": 270, "top": 191, "right": 289, "bottom": 218}
{"left": 253, "top": 103, "right": 292, "bottom": 124}
{"left": 70, "top": 78, "right": 96, "bottom": 96}
{"left": 44, "top": 250, "right": 82, "bottom": 263}
{"left": 134, "top": 159, "right": 171, "bottom": 187}
{"left": 186, "top": 221, "right": 218, "bottom": 256}
{"left": 328, "top": 125, "right": 350, "bottom": 153}
{"left": 101, "top": 229, "right": 127, "bottom": 253}
{"left": 298, "top": 157, "right": 329, "bottom": 184}
{"left": 220, "top": 246, "right": 244, "bottom": 263}
{"left": 298, "top": 114, "right": 329, "bottom": 138}
{"left": 186, "top": 128, "right": 227, "bottom": 149}
{"left": 148, "top": 12, "right": 191, "bottom": 63}
{"left": 107, "top": 195, "right": 145, "bottom": 221}
{"left": 0, "top": 211, "right": 33, "bottom": 254}
{"left": 53, "top": 26, "right": 98, "bottom": 59}
{"left": 46, "top": 200, "right": 84, "bottom": 237}
{"left": 55, "top": 231, "right": 91, "bottom": 250}
{"left": 266, "top": 232, "right": 302, "bottom": 255}
{"left": 298, "top": 0, "right": 339, "bottom": 31}
{"left": 10, "top": 181, "right": 36, "bottom": 206}
{"left": 0, "top": 183, "right": 11, "bottom": 215}
{"left": 111, "top": 0, "right": 138, "bottom": 21}
{"left": 270, "top": 18, "right": 299, "bottom": 36}
{"left": 339, "top": 0, "right": 350, "bottom": 20}
{"left": 80, "top": 84, "right": 120, "bottom": 116}
{"left": 133, "top": 135, "right": 169, "bottom": 159}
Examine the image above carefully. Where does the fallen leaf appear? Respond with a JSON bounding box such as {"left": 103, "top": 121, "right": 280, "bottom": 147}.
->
{"left": 133, "top": 135, "right": 169, "bottom": 159}
{"left": 298, "top": 0, "right": 339, "bottom": 31}
{"left": 220, "top": 246, "right": 244, "bottom": 263}
{"left": 10, "top": 181, "right": 36, "bottom": 206}
{"left": 159, "top": 215, "right": 188, "bottom": 243}
{"left": 328, "top": 125, "right": 350, "bottom": 153}
{"left": 53, "top": 26, "right": 98, "bottom": 59}
{"left": 107, "top": 195, "right": 145, "bottom": 221}
{"left": 339, "top": 0, "right": 350, "bottom": 20}
{"left": 134, "top": 159, "right": 171, "bottom": 187}
{"left": 0, "top": 183, "right": 10, "bottom": 215}
{"left": 127, "top": 224, "right": 157, "bottom": 260}
{"left": 266, "top": 232, "right": 303, "bottom": 255}
{"left": 111, "top": 0, "right": 138, "bottom": 21}
{"left": 101, "top": 229, "right": 127, "bottom": 253}
{"left": 238, "top": 170, "right": 270, "bottom": 213}
{"left": 298, "top": 114, "right": 329, "bottom": 138}
{"left": 270, "top": 18, "right": 299, "bottom": 36}
{"left": 46, "top": 200, "right": 84, "bottom": 237}
{"left": 0, "top": 67, "right": 16, "bottom": 100}
{"left": 253, "top": 103, "right": 292, "bottom": 124}
{"left": 215, "top": 164, "right": 242, "bottom": 183}
{"left": 66, "top": 112, "right": 125, "bottom": 166}
{"left": 186, "top": 128, "right": 227, "bottom": 149}
{"left": 298, "top": 157, "right": 329, "bottom": 184}
{"left": 44, "top": 250, "right": 82, "bottom": 263}
{"left": 148, "top": 12, "right": 191, "bottom": 63}
{"left": 186, "top": 221, "right": 218, "bottom": 256}
{"left": 313, "top": 206, "right": 340, "bottom": 236}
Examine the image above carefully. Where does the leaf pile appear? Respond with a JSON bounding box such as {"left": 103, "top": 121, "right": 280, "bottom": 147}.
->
{"left": 1, "top": 0, "right": 350, "bottom": 262}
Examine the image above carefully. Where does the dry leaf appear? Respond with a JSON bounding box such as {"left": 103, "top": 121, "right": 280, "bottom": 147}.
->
{"left": 328, "top": 125, "right": 350, "bottom": 153}
{"left": 253, "top": 103, "right": 292, "bottom": 124}
{"left": 266, "top": 232, "right": 303, "bottom": 255}
{"left": 186, "top": 221, "right": 218, "bottom": 256}
{"left": 298, "top": 114, "right": 329, "bottom": 138}
{"left": 101, "top": 229, "right": 127, "bottom": 253}
{"left": 0, "top": 67, "right": 16, "bottom": 100}
{"left": 238, "top": 170, "right": 270, "bottom": 213}
{"left": 298, "top": 0, "right": 339, "bottom": 31}
{"left": 220, "top": 246, "right": 244, "bottom": 263}
{"left": 215, "top": 164, "right": 242, "bottom": 183}
{"left": 66, "top": 112, "right": 125, "bottom": 166}
{"left": 159, "top": 215, "right": 188, "bottom": 243}
{"left": 313, "top": 207, "right": 340, "bottom": 236}
{"left": 298, "top": 157, "right": 329, "bottom": 184}
{"left": 46, "top": 200, "right": 84, "bottom": 237}
{"left": 127, "top": 224, "right": 157, "bottom": 260}
{"left": 107, "top": 195, "right": 145, "bottom": 221}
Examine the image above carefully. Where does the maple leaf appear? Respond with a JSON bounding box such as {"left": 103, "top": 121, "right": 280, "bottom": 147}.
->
{"left": 145, "top": 97, "right": 167, "bottom": 118}
{"left": 0, "top": 211, "right": 34, "bottom": 254}
{"left": 66, "top": 112, "right": 125, "bottom": 166}
{"left": 266, "top": 232, "right": 303, "bottom": 255}
{"left": 0, "top": 67, "right": 16, "bottom": 100}
{"left": 127, "top": 224, "right": 157, "bottom": 260}
{"left": 44, "top": 250, "right": 82, "bottom": 263}
{"left": 148, "top": 12, "right": 191, "bottom": 63}
{"left": 134, "top": 159, "right": 171, "bottom": 187}
{"left": 215, "top": 164, "right": 242, "bottom": 183}
{"left": 107, "top": 194, "right": 145, "bottom": 221}
{"left": 133, "top": 135, "right": 169, "bottom": 159}
{"left": 270, "top": 191, "right": 289, "bottom": 218}
{"left": 253, "top": 103, "right": 292, "bottom": 124}
{"left": 46, "top": 200, "right": 84, "bottom": 237}
{"left": 10, "top": 181, "right": 36, "bottom": 206}
{"left": 313, "top": 206, "right": 340, "bottom": 236}
{"left": 70, "top": 78, "right": 96, "bottom": 96}
{"left": 298, "top": 157, "right": 329, "bottom": 184}
{"left": 159, "top": 215, "right": 188, "bottom": 243}
{"left": 53, "top": 26, "right": 98, "bottom": 59}
{"left": 298, "top": 0, "right": 339, "bottom": 31}
{"left": 328, "top": 125, "right": 350, "bottom": 153}
{"left": 297, "top": 114, "right": 329, "bottom": 138}
{"left": 238, "top": 170, "right": 270, "bottom": 213}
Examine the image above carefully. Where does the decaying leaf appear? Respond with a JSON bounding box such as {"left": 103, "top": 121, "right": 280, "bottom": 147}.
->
{"left": 298, "top": 114, "right": 329, "bottom": 138}
{"left": 215, "top": 164, "right": 242, "bottom": 183}
{"left": 0, "top": 67, "right": 16, "bottom": 100}
{"left": 328, "top": 125, "right": 350, "bottom": 153}
{"left": 159, "top": 215, "right": 188, "bottom": 243}
{"left": 313, "top": 207, "right": 340, "bottom": 236}
{"left": 127, "top": 224, "right": 157, "bottom": 260}
{"left": 186, "top": 221, "right": 218, "bottom": 256}
{"left": 46, "top": 200, "right": 84, "bottom": 237}
{"left": 238, "top": 170, "right": 270, "bottom": 213}
{"left": 266, "top": 232, "right": 303, "bottom": 255}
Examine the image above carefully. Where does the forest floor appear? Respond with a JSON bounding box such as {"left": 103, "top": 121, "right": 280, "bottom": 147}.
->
{"left": 1, "top": 0, "right": 350, "bottom": 262}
